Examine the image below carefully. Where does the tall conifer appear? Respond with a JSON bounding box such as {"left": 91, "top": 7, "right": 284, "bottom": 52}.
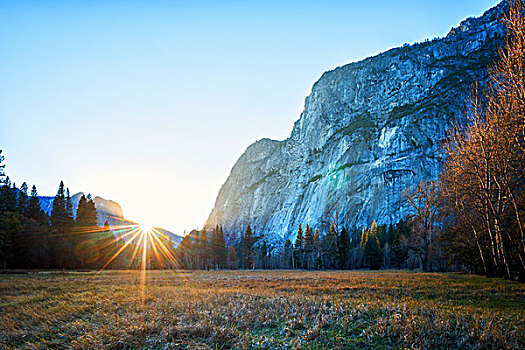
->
{"left": 17, "top": 182, "right": 29, "bottom": 215}
{"left": 294, "top": 224, "right": 303, "bottom": 269}
{"left": 242, "top": 225, "right": 255, "bottom": 269}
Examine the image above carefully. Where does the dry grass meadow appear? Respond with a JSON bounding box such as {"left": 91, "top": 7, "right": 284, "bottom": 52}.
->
{"left": 0, "top": 270, "right": 524, "bottom": 349}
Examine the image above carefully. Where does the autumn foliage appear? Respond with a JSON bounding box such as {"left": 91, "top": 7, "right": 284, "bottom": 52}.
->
{"left": 441, "top": 0, "right": 525, "bottom": 279}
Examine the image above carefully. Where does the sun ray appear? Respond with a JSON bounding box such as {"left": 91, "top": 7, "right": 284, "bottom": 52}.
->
{"left": 140, "top": 230, "right": 148, "bottom": 306}
{"left": 89, "top": 228, "right": 142, "bottom": 279}
{"left": 150, "top": 228, "right": 180, "bottom": 268}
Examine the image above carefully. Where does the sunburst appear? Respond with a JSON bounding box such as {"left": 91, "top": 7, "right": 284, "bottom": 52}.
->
{"left": 86, "top": 221, "right": 184, "bottom": 305}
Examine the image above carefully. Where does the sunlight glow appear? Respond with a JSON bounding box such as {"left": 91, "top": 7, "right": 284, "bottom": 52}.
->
{"left": 83, "top": 219, "right": 187, "bottom": 308}
{"left": 90, "top": 222, "right": 182, "bottom": 282}
{"left": 139, "top": 223, "right": 154, "bottom": 232}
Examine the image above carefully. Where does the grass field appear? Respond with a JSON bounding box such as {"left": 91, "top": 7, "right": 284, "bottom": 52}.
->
{"left": 0, "top": 270, "right": 524, "bottom": 349}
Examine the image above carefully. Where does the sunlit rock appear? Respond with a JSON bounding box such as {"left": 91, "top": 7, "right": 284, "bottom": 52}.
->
{"left": 206, "top": 2, "right": 507, "bottom": 244}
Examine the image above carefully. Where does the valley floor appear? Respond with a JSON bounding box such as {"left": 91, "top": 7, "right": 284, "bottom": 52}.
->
{"left": 0, "top": 270, "right": 523, "bottom": 349}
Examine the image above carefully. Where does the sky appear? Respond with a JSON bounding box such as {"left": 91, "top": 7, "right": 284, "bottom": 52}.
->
{"left": 0, "top": 0, "right": 500, "bottom": 234}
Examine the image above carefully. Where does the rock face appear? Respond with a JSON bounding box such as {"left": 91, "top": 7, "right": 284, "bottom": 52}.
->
{"left": 206, "top": 2, "right": 507, "bottom": 244}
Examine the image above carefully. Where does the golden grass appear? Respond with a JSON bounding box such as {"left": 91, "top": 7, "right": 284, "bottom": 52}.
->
{"left": 0, "top": 270, "right": 523, "bottom": 349}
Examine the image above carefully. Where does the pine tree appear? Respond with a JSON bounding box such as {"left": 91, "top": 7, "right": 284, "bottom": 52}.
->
{"left": 0, "top": 151, "right": 5, "bottom": 214}
{"left": 242, "top": 225, "right": 255, "bottom": 269}
{"left": 0, "top": 212, "right": 18, "bottom": 268}
{"left": 337, "top": 227, "right": 350, "bottom": 269}
{"left": 259, "top": 241, "right": 268, "bottom": 269}
{"left": 50, "top": 181, "right": 74, "bottom": 268}
{"left": 293, "top": 224, "right": 303, "bottom": 269}
{"left": 227, "top": 245, "right": 238, "bottom": 269}
{"left": 383, "top": 223, "right": 395, "bottom": 268}
{"left": 283, "top": 239, "right": 292, "bottom": 269}
{"left": 377, "top": 224, "right": 387, "bottom": 248}
{"left": 74, "top": 194, "right": 100, "bottom": 268}
{"left": 0, "top": 150, "right": 5, "bottom": 183}
{"left": 304, "top": 224, "right": 315, "bottom": 269}
{"left": 16, "top": 182, "right": 29, "bottom": 215}
{"left": 50, "top": 181, "right": 66, "bottom": 229}
{"left": 313, "top": 228, "right": 321, "bottom": 269}
{"left": 65, "top": 189, "right": 74, "bottom": 223}
{"left": 177, "top": 233, "right": 194, "bottom": 269}
{"left": 195, "top": 229, "right": 209, "bottom": 269}
{"left": 0, "top": 177, "right": 17, "bottom": 212}
{"left": 210, "top": 225, "right": 219, "bottom": 268}
{"left": 367, "top": 234, "right": 382, "bottom": 270}
{"left": 362, "top": 221, "right": 382, "bottom": 269}
{"left": 27, "top": 185, "right": 44, "bottom": 223}
{"left": 217, "top": 226, "right": 227, "bottom": 269}
{"left": 324, "top": 222, "right": 338, "bottom": 269}
{"left": 84, "top": 195, "right": 98, "bottom": 227}
{"left": 391, "top": 220, "right": 409, "bottom": 269}
{"left": 209, "top": 225, "right": 227, "bottom": 269}
{"left": 360, "top": 227, "right": 368, "bottom": 249}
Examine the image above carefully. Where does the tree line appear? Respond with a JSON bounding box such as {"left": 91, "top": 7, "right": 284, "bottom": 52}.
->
{"left": 0, "top": 164, "right": 115, "bottom": 269}
{"left": 173, "top": 220, "right": 416, "bottom": 271}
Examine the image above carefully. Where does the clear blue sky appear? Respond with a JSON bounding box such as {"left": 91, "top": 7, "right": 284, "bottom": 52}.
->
{"left": 0, "top": 0, "right": 500, "bottom": 234}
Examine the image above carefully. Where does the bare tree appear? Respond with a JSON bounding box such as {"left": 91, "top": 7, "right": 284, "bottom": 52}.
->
{"left": 403, "top": 181, "right": 442, "bottom": 271}
{"left": 441, "top": 0, "right": 525, "bottom": 279}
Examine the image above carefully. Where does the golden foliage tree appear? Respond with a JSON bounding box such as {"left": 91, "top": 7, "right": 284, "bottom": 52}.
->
{"left": 441, "top": 0, "right": 525, "bottom": 279}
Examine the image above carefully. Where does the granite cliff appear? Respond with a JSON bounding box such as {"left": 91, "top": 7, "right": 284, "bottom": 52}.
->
{"left": 206, "top": 2, "right": 508, "bottom": 244}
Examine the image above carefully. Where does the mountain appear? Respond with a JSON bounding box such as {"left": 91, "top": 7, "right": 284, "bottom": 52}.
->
{"left": 38, "top": 193, "right": 182, "bottom": 246}
{"left": 206, "top": 2, "right": 507, "bottom": 244}
{"left": 39, "top": 192, "right": 127, "bottom": 226}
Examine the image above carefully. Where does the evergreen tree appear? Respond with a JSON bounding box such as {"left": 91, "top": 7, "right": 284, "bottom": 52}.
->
{"left": 177, "top": 233, "right": 194, "bottom": 269}
{"left": 210, "top": 225, "right": 219, "bottom": 267}
{"left": 259, "top": 241, "right": 268, "bottom": 269}
{"left": 0, "top": 150, "right": 5, "bottom": 183}
{"left": 367, "top": 234, "right": 382, "bottom": 270}
{"left": 360, "top": 226, "right": 368, "bottom": 249}
{"left": 50, "top": 181, "right": 66, "bottom": 229}
{"left": 74, "top": 194, "right": 99, "bottom": 268}
{"left": 65, "top": 189, "right": 74, "bottom": 223}
{"left": 217, "top": 226, "right": 227, "bottom": 268}
{"left": 50, "top": 181, "right": 74, "bottom": 268}
{"left": 0, "top": 151, "right": 5, "bottom": 214}
{"left": 242, "top": 225, "right": 255, "bottom": 269}
{"left": 27, "top": 185, "right": 43, "bottom": 223}
{"left": 362, "top": 221, "right": 382, "bottom": 269}
{"left": 324, "top": 222, "right": 338, "bottom": 269}
{"left": 283, "top": 239, "right": 292, "bottom": 269}
{"left": 377, "top": 224, "right": 387, "bottom": 248}
{"left": 391, "top": 220, "right": 410, "bottom": 269}
{"left": 99, "top": 221, "right": 116, "bottom": 269}
{"left": 0, "top": 177, "right": 17, "bottom": 212}
{"left": 313, "top": 228, "right": 321, "bottom": 269}
{"left": 16, "top": 182, "right": 29, "bottom": 215}
{"left": 195, "top": 229, "right": 208, "bottom": 269}
{"left": 337, "top": 227, "right": 350, "bottom": 269}
{"left": 227, "top": 245, "right": 238, "bottom": 269}
{"left": 210, "top": 225, "right": 227, "bottom": 269}
{"left": 0, "top": 212, "right": 19, "bottom": 268}
{"left": 304, "top": 224, "right": 314, "bottom": 269}
{"left": 293, "top": 224, "right": 303, "bottom": 269}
